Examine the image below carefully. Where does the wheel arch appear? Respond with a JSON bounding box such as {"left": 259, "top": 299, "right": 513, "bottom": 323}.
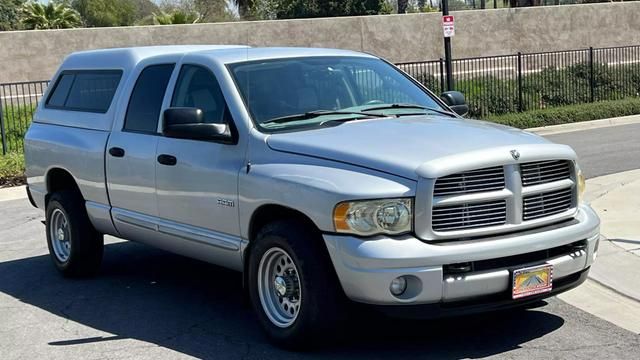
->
{"left": 242, "top": 203, "right": 324, "bottom": 291}
{"left": 45, "top": 167, "right": 83, "bottom": 205}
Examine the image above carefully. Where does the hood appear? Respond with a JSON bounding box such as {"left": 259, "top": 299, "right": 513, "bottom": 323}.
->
{"left": 266, "top": 115, "right": 572, "bottom": 180}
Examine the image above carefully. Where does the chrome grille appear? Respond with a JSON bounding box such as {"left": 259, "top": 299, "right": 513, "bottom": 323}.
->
{"left": 523, "top": 187, "right": 573, "bottom": 221}
{"left": 434, "top": 166, "right": 505, "bottom": 196}
{"left": 432, "top": 200, "right": 507, "bottom": 232}
{"left": 521, "top": 160, "right": 571, "bottom": 186}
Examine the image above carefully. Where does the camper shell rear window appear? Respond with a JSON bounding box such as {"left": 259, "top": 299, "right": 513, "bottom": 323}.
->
{"left": 45, "top": 70, "right": 122, "bottom": 113}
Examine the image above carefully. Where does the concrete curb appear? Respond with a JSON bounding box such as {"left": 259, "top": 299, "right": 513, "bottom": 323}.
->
{"left": 0, "top": 185, "right": 26, "bottom": 202}
{"left": 526, "top": 114, "right": 640, "bottom": 136}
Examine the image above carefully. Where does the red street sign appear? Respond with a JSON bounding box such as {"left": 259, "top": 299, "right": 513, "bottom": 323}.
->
{"left": 443, "top": 15, "right": 455, "bottom": 38}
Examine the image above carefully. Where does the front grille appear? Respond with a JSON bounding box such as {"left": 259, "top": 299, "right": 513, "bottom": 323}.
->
{"left": 523, "top": 187, "right": 573, "bottom": 220}
{"left": 432, "top": 200, "right": 507, "bottom": 232}
{"left": 434, "top": 166, "right": 505, "bottom": 196}
{"left": 521, "top": 160, "right": 571, "bottom": 186}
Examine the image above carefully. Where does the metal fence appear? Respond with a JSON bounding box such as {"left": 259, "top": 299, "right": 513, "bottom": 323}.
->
{"left": 397, "top": 45, "right": 640, "bottom": 118}
{"left": 0, "top": 80, "right": 49, "bottom": 154}
{"left": 1, "top": 44, "right": 640, "bottom": 154}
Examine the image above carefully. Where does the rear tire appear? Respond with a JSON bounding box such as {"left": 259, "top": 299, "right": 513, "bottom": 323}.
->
{"left": 248, "top": 220, "right": 346, "bottom": 350}
{"left": 45, "top": 191, "right": 104, "bottom": 277}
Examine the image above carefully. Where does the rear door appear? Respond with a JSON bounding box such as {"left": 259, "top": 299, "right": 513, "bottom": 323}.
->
{"left": 106, "top": 63, "right": 175, "bottom": 239}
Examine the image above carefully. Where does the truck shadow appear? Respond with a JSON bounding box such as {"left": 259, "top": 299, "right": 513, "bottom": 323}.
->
{"left": 0, "top": 240, "right": 565, "bottom": 359}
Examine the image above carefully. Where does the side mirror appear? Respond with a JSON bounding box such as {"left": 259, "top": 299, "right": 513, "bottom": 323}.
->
{"left": 163, "top": 107, "right": 232, "bottom": 142}
{"left": 440, "top": 91, "right": 469, "bottom": 116}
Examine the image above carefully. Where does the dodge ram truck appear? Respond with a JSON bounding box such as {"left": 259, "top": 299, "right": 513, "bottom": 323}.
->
{"left": 24, "top": 46, "right": 600, "bottom": 348}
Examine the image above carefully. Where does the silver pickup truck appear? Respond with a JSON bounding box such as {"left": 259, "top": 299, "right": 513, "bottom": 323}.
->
{"left": 25, "top": 46, "right": 600, "bottom": 348}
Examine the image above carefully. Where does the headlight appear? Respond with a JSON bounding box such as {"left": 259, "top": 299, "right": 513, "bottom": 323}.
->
{"left": 576, "top": 164, "right": 586, "bottom": 203}
{"left": 333, "top": 198, "right": 413, "bottom": 236}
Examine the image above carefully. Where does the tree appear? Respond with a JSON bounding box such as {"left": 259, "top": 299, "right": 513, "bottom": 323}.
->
{"left": 20, "top": 1, "right": 81, "bottom": 30}
{"left": 152, "top": 9, "right": 200, "bottom": 25}
{"left": 0, "top": 0, "right": 24, "bottom": 31}
{"left": 132, "top": 0, "right": 159, "bottom": 21}
{"left": 397, "top": 0, "right": 408, "bottom": 13}
{"left": 71, "top": 0, "right": 137, "bottom": 27}
{"left": 232, "top": 0, "right": 253, "bottom": 19}
{"left": 252, "top": 0, "right": 388, "bottom": 20}
{"left": 157, "top": 0, "right": 234, "bottom": 23}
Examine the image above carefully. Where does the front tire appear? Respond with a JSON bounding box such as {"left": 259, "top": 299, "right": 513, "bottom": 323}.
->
{"left": 248, "top": 220, "right": 346, "bottom": 350}
{"left": 46, "top": 191, "right": 104, "bottom": 277}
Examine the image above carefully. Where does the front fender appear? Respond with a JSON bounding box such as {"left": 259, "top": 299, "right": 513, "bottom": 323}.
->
{"left": 238, "top": 161, "right": 416, "bottom": 238}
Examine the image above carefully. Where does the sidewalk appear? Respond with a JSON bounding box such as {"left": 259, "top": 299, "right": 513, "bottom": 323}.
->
{"left": 559, "top": 169, "right": 640, "bottom": 333}
{"left": 585, "top": 169, "right": 640, "bottom": 301}
{"left": 0, "top": 185, "right": 26, "bottom": 202}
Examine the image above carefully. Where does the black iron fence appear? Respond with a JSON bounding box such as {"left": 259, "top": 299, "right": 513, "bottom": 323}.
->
{"left": 397, "top": 45, "right": 640, "bottom": 118}
{"left": 0, "top": 80, "right": 49, "bottom": 154}
{"left": 1, "top": 45, "right": 640, "bottom": 154}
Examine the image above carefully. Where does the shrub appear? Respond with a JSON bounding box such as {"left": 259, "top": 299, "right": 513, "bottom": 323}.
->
{"left": 414, "top": 72, "right": 441, "bottom": 93}
{"left": 1, "top": 103, "right": 35, "bottom": 153}
{"left": 486, "top": 98, "right": 640, "bottom": 129}
{"left": 410, "top": 61, "right": 640, "bottom": 118}
{"left": 455, "top": 76, "right": 519, "bottom": 117}
{"left": 0, "top": 152, "right": 25, "bottom": 187}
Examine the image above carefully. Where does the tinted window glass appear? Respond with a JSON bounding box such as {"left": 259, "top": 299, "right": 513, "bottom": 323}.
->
{"left": 171, "top": 65, "right": 228, "bottom": 124}
{"left": 46, "top": 74, "right": 74, "bottom": 107}
{"left": 229, "top": 57, "right": 443, "bottom": 132}
{"left": 46, "top": 70, "right": 122, "bottom": 113}
{"left": 124, "top": 64, "right": 175, "bottom": 133}
{"left": 65, "top": 72, "right": 121, "bottom": 112}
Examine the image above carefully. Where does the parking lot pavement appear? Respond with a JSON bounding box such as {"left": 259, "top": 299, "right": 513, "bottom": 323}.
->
{"left": 1, "top": 197, "right": 639, "bottom": 359}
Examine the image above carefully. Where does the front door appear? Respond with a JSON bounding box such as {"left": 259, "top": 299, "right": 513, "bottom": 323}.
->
{"left": 155, "top": 64, "right": 244, "bottom": 253}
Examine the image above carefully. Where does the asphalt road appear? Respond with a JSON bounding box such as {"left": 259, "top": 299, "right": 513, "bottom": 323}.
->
{"left": 546, "top": 123, "right": 640, "bottom": 179}
{"left": 1, "top": 124, "right": 639, "bottom": 359}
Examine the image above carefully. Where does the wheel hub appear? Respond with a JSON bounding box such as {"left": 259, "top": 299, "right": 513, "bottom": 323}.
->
{"left": 257, "top": 247, "right": 303, "bottom": 328}
{"left": 274, "top": 276, "right": 287, "bottom": 297}
{"left": 49, "top": 208, "right": 71, "bottom": 263}
{"left": 274, "top": 272, "right": 299, "bottom": 299}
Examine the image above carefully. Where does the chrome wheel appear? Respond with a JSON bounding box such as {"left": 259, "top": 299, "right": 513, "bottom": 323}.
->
{"left": 49, "top": 208, "right": 71, "bottom": 263}
{"left": 257, "top": 247, "right": 302, "bottom": 328}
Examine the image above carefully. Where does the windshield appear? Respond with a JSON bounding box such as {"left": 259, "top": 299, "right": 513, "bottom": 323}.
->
{"left": 229, "top": 56, "right": 446, "bottom": 131}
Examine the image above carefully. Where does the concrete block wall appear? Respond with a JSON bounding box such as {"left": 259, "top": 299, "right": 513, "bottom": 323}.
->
{"left": 0, "top": 3, "right": 638, "bottom": 83}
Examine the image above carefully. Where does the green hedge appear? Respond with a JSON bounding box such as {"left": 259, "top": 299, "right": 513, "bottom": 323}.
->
{"left": 0, "top": 152, "right": 25, "bottom": 187}
{"left": 412, "top": 61, "right": 640, "bottom": 118}
{"left": 1, "top": 104, "right": 36, "bottom": 153}
{"left": 486, "top": 98, "right": 640, "bottom": 128}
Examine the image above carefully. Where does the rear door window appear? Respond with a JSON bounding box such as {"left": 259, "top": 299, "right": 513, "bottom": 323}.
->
{"left": 124, "top": 64, "right": 175, "bottom": 133}
{"left": 46, "top": 70, "right": 122, "bottom": 113}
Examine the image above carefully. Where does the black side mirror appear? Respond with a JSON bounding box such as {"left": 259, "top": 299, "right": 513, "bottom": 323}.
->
{"left": 163, "top": 107, "right": 232, "bottom": 142}
{"left": 440, "top": 91, "right": 469, "bottom": 116}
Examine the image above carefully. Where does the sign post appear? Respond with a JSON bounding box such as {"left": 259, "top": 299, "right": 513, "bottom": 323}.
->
{"left": 442, "top": 2, "right": 454, "bottom": 91}
{"left": 442, "top": 15, "right": 455, "bottom": 38}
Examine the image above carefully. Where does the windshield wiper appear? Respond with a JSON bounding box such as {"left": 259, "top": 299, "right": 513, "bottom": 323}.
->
{"left": 362, "top": 103, "right": 457, "bottom": 117}
{"left": 262, "top": 110, "right": 386, "bottom": 125}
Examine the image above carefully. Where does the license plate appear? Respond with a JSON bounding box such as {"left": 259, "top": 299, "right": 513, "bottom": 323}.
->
{"left": 512, "top": 264, "right": 553, "bottom": 299}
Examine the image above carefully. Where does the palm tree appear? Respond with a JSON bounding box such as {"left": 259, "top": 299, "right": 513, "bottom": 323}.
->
{"left": 152, "top": 10, "right": 200, "bottom": 25}
{"left": 20, "top": 1, "right": 81, "bottom": 30}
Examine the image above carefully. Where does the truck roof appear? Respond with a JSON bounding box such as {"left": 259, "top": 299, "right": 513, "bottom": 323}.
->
{"left": 61, "top": 45, "right": 376, "bottom": 71}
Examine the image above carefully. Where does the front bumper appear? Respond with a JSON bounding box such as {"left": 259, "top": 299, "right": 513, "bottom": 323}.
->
{"left": 323, "top": 204, "right": 600, "bottom": 306}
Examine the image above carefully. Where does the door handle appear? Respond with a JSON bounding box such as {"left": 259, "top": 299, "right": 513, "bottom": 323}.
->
{"left": 108, "top": 147, "right": 125, "bottom": 158}
{"left": 157, "top": 154, "right": 177, "bottom": 166}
